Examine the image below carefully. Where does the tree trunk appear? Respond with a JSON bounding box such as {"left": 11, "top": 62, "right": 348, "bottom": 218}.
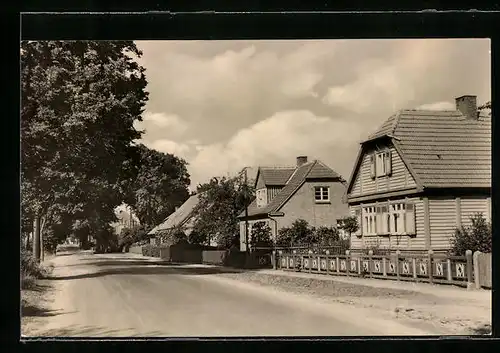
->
{"left": 33, "top": 215, "right": 41, "bottom": 262}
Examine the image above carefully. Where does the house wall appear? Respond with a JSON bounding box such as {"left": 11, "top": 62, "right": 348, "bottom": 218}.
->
{"left": 350, "top": 195, "right": 491, "bottom": 252}
{"left": 349, "top": 144, "right": 417, "bottom": 198}
{"left": 256, "top": 172, "right": 266, "bottom": 189}
{"left": 429, "top": 196, "right": 490, "bottom": 250}
{"left": 349, "top": 196, "right": 425, "bottom": 251}
{"left": 277, "top": 180, "right": 349, "bottom": 230}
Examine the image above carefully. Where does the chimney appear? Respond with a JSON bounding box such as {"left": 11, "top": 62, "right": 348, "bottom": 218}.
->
{"left": 455, "top": 95, "right": 478, "bottom": 120}
{"left": 296, "top": 156, "right": 308, "bottom": 167}
{"left": 175, "top": 206, "right": 179, "bottom": 211}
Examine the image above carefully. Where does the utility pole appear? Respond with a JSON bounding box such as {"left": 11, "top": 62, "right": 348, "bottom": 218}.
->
{"left": 244, "top": 167, "right": 250, "bottom": 255}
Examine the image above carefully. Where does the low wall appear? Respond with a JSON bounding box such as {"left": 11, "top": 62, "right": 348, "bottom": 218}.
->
{"left": 202, "top": 250, "right": 228, "bottom": 265}
{"left": 129, "top": 246, "right": 143, "bottom": 254}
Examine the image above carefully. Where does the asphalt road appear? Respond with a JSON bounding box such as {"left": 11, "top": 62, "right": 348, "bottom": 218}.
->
{"left": 23, "top": 251, "right": 433, "bottom": 337}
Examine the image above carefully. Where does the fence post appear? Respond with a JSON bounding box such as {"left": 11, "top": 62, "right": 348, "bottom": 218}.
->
{"left": 345, "top": 250, "right": 350, "bottom": 277}
{"left": 317, "top": 254, "right": 321, "bottom": 274}
{"left": 382, "top": 256, "right": 387, "bottom": 277}
{"left": 396, "top": 250, "right": 401, "bottom": 281}
{"left": 272, "top": 250, "right": 276, "bottom": 270}
{"left": 472, "top": 250, "right": 480, "bottom": 289}
{"left": 326, "top": 250, "right": 330, "bottom": 275}
{"left": 412, "top": 258, "right": 417, "bottom": 280}
{"left": 368, "top": 250, "right": 373, "bottom": 278}
{"left": 428, "top": 250, "right": 434, "bottom": 284}
{"left": 308, "top": 250, "right": 313, "bottom": 273}
{"left": 336, "top": 255, "right": 340, "bottom": 275}
{"left": 293, "top": 250, "right": 297, "bottom": 271}
{"left": 446, "top": 258, "right": 452, "bottom": 282}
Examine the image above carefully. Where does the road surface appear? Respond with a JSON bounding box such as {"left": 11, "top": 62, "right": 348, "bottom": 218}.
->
{"left": 22, "top": 251, "right": 434, "bottom": 337}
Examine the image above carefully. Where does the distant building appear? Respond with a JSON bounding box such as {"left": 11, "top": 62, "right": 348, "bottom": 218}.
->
{"left": 111, "top": 205, "right": 140, "bottom": 236}
{"left": 238, "top": 156, "right": 349, "bottom": 251}
{"left": 346, "top": 95, "right": 491, "bottom": 253}
{"left": 148, "top": 193, "right": 202, "bottom": 239}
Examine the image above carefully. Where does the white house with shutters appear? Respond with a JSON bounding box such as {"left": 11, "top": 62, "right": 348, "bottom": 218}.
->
{"left": 345, "top": 95, "right": 491, "bottom": 253}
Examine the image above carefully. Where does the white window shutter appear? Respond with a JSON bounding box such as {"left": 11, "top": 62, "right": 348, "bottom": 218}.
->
{"left": 370, "top": 154, "right": 376, "bottom": 179}
{"left": 354, "top": 208, "right": 362, "bottom": 236}
{"left": 405, "top": 203, "right": 416, "bottom": 234}
{"left": 385, "top": 150, "right": 392, "bottom": 176}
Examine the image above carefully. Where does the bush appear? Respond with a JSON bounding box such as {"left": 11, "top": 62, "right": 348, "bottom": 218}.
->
{"left": 450, "top": 213, "right": 492, "bottom": 256}
{"left": 141, "top": 244, "right": 161, "bottom": 257}
{"left": 315, "top": 226, "right": 340, "bottom": 246}
{"left": 21, "top": 248, "right": 49, "bottom": 289}
{"left": 338, "top": 216, "right": 359, "bottom": 238}
{"left": 250, "top": 221, "right": 273, "bottom": 250}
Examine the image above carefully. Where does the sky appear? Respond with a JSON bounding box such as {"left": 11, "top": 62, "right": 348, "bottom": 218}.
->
{"left": 133, "top": 39, "right": 491, "bottom": 190}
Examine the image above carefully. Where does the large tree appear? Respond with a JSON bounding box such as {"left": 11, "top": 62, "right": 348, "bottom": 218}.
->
{"left": 21, "top": 41, "right": 148, "bottom": 260}
{"left": 191, "top": 176, "right": 254, "bottom": 249}
{"left": 126, "top": 144, "right": 190, "bottom": 231}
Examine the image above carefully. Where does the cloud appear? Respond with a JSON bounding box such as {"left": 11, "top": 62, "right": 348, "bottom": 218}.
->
{"left": 145, "top": 139, "right": 191, "bottom": 159}
{"left": 322, "top": 39, "right": 491, "bottom": 115}
{"left": 135, "top": 39, "right": 491, "bottom": 190}
{"left": 136, "top": 40, "right": 339, "bottom": 143}
{"left": 135, "top": 112, "right": 189, "bottom": 137}
{"left": 187, "top": 110, "right": 368, "bottom": 188}
{"left": 416, "top": 101, "right": 456, "bottom": 110}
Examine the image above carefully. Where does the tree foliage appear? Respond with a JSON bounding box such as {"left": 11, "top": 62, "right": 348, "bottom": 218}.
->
{"left": 450, "top": 213, "right": 492, "bottom": 256}
{"left": 276, "top": 220, "right": 347, "bottom": 249}
{"left": 315, "top": 226, "right": 340, "bottom": 246}
{"left": 21, "top": 40, "right": 149, "bottom": 257}
{"left": 126, "top": 144, "right": 190, "bottom": 230}
{"left": 192, "top": 176, "right": 254, "bottom": 249}
{"left": 250, "top": 221, "right": 273, "bottom": 250}
{"left": 157, "top": 226, "right": 188, "bottom": 245}
{"left": 119, "top": 224, "right": 149, "bottom": 250}
{"left": 337, "top": 216, "right": 359, "bottom": 238}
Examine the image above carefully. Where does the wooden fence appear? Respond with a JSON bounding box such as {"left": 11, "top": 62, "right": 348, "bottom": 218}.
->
{"left": 474, "top": 251, "right": 491, "bottom": 289}
{"left": 274, "top": 249, "right": 474, "bottom": 287}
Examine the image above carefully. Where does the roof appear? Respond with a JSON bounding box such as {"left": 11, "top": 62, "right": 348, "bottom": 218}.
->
{"left": 148, "top": 193, "right": 201, "bottom": 235}
{"left": 258, "top": 167, "right": 295, "bottom": 186}
{"left": 240, "top": 160, "right": 342, "bottom": 218}
{"left": 350, "top": 109, "right": 491, "bottom": 190}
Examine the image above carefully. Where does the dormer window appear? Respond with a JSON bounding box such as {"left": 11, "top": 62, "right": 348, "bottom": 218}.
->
{"left": 370, "top": 150, "right": 392, "bottom": 178}
{"left": 314, "top": 186, "right": 330, "bottom": 203}
{"left": 256, "top": 188, "right": 267, "bottom": 207}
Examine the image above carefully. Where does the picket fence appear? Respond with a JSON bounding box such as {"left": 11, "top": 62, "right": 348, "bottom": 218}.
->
{"left": 274, "top": 249, "right": 474, "bottom": 287}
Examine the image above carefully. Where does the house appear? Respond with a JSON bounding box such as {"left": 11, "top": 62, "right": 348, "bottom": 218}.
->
{"left": 346, "top": 95, "right": 491, "bottom": 253}
{"left": 111, "top": 205, "right": 139, "bottom": 236}
{"left": 147, "top": 193, "right": 202, "bottom": 242}
{"left": 238, "top": 156, "right": 349, "bottom": 251}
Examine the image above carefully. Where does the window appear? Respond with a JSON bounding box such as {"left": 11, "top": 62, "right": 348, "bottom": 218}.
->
{"left": 388, "top": 203, "right": 406, "bottom": 235}
{"left": 370, "top": 150, "right": 392, "bottom": 178}
{"left": 362, "top": 206, "right": 377, "bottom": 235}
{"left": 314, "top": 186, "right": 330, "bottom": 202}
{"left": 359, "top": 201, "right": 416, "bottom": 236}
{"left": 256, "top": 188, "right": 267, "bottom": 207}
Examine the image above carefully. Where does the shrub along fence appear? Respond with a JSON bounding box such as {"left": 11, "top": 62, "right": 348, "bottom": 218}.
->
{"left": 275, "top": 249, "right": 475, "bottom": 288}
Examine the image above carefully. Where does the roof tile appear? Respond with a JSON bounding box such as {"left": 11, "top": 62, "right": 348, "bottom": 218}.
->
{"left": 364, "top": 109, "right": 491, "bottom": 189}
